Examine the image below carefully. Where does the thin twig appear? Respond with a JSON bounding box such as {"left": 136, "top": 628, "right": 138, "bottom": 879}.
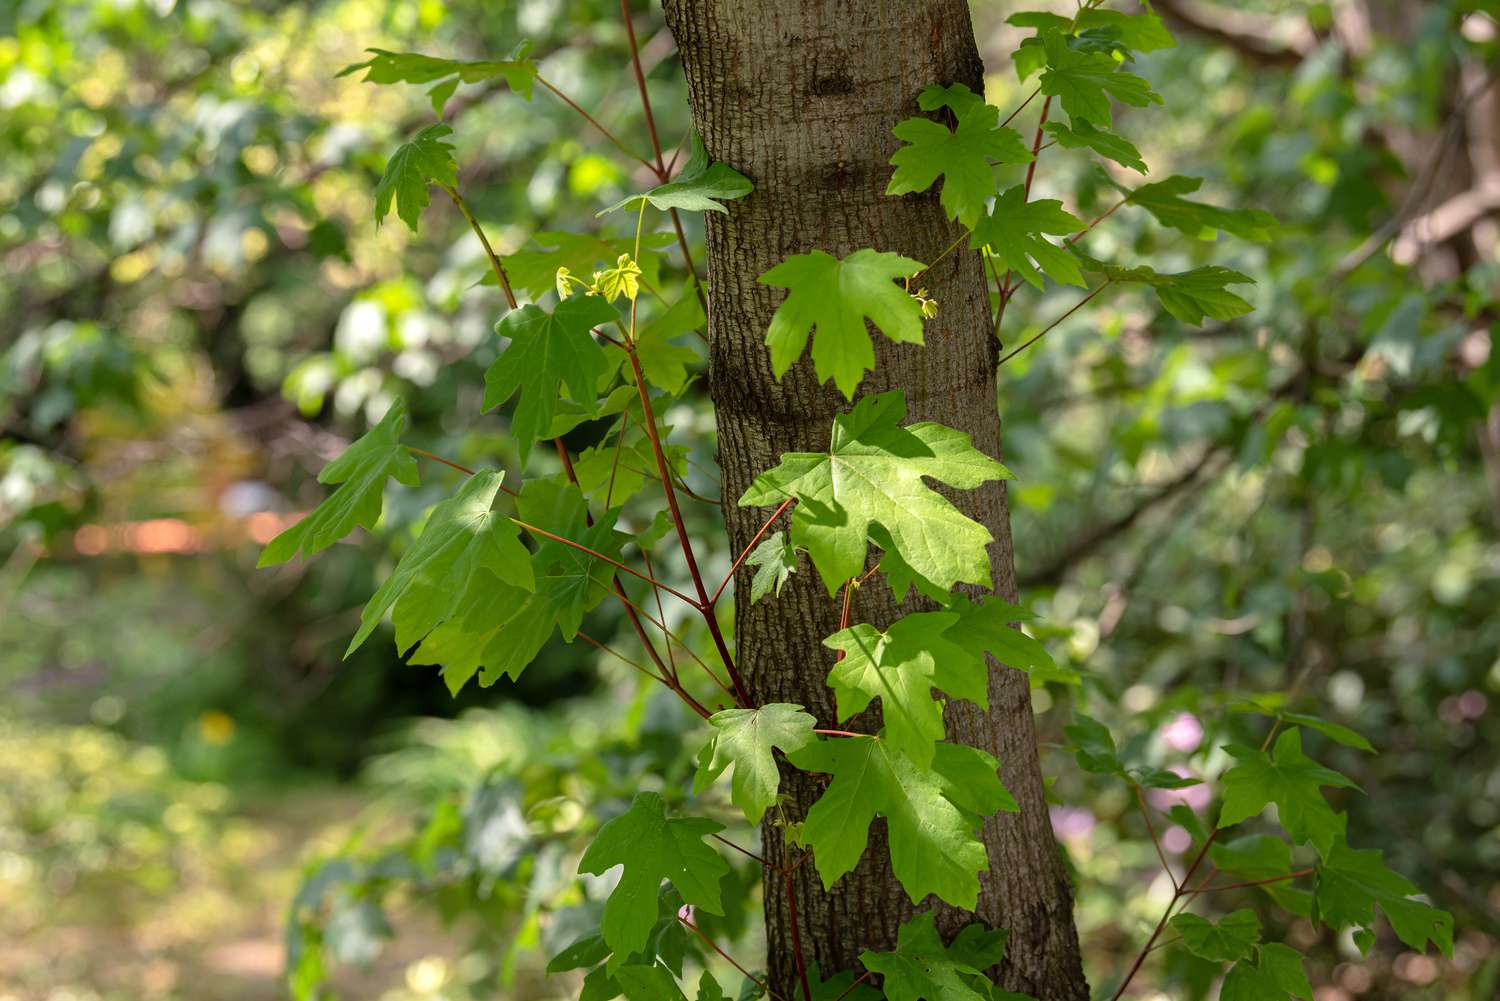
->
{"left": 713, "top": 497, "right": 796, "bottom": 605}
{"left": 997, "top": 281, "right": 1111, "bottom": 367}
{"left": 535, "top": 74, "right": 654, "bottom": 170}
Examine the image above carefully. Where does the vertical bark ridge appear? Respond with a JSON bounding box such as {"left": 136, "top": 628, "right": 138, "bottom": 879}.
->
{"left": 660, "top": 2, "right": 1089, "bottom": 997}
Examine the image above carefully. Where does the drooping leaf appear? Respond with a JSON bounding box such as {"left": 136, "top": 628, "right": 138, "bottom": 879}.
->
{"left": 1278, "top": 712, "right": 1375, "bottom": 753}
{"left": 577, "top": 792, "right": 729, "bottom": 970}
{"left": 1259, "top": 943, "right": 1315, "bottom": 1000}
{"left": 746, "top": 533, "right": 798, "bottom": 603}
{"left": 970, "top": 184, "right": 1086, "bottom": 290}
{"left": 1217, "top": 728, "right": 1359, "bottom": 859}
{"left": 1315, "top": 841, "right": 1454, "bottom": 956}
{"left": 602, "top": 135, "right": 752, "bottom": 215}
{"left": 339, "top": 44, "right": 537, "bottom": 113}
{"left": 373, "top": 124, "right": 458, "bottom": 232}
{"left": 887, "top": 96, "right": 1032, "bottom": 227}
{"left": 1038, "top": 31, "right": 1162, "bottom": 128}
{"left": 615, "top": 964, "right": 689, "bottom": 1001}
{"left": 346, "top": 469, "right": 533, "bottom": 656}
{"left": 483, "top": 295, "right": 618, "bottom": 463}
{"left": 1042, "top": 120, "right": 1147, "bottom": 173}
{"left": 1169, "top": 909, "right": 1261, "bottom": 963}
{"left": 787, "top": 735, "right": 1009, "bottom": 908}
{"left": 860, "top": 912, "right": 1007, "bottom": 1001}
{"left": 1127, "top": 176, "right": 1276, "bottom": 241}
{"left": 694, "top": 703, "right": 817, "bottom": 823}
{"left": 739, "top": 390, "right": 1010, "bottom": 595}
{"left": 410, "top": 480, "right": 625, "bottom": 692}
{"left": 1082, "top": 257, "right": 1256, "bottom": 325}
{"left": 259, "top": 399, "right": 420, "bottom": 566}
{"left": 758, "top": 249, "right": 926, "bottom": 399}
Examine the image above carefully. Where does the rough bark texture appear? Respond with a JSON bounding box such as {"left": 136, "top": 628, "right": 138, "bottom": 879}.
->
{"left": 659, "top": 2, "right": 1088, "bottom": 998}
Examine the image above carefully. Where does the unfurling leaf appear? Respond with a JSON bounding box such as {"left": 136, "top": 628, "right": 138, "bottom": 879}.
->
{"left": 259, "top": 399, "right": 419, "bottom": 566}
{"left": 759, "top": 249, "right": 926, "bottom": 399}
{"left": 373, "top": 124, "right": 458, "bottom": 232}
{"left": 694, "top": 703, "right": 816, "bottom": 823}
{"left": 483, "top": 295, "right": 617, "bottom": 463}
{"left": 739, "top": 390, "right": 1010, "bottom": 595}
{"left": 577, "top": 792, "right": 728, "bottom": 970}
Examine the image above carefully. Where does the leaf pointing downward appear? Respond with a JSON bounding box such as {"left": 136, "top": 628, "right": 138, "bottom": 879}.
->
{"left": 693, "top": 703, "right": 816, "bottom": 823}
{"left": 374, "top": 124, "right": 458, "bottom": 232}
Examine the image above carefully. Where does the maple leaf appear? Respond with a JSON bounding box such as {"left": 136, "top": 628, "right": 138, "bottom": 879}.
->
{"left": 693, "top": 703, "right": 816, "bottom": 823}
{"left": 339, "top": 44, "right": 537, "bottom": 115}
{"left": 860, "top": 912, "right": 1009, "bottom": 1001}
{"left": 601, "top": 134, "right": 752, "bottom": 215}
{"left": 1042, "top": 120, "right": 1147, "bottom": 173}
{"left": 1038, "top": 31, "right": 1162, "bottom": 128}
{"left": 787, "top": 736, "right": 1011, "bottom": 908}
{"left": 887, "top": 97, "right": 1032, "bottom": 227}
{"left": 1217, "top": 728, "right": 1359, "bottom": 858}
{"left": 758, "top": 249, "right": 926, "bottom": 399}
{"left": 259, "top": 399, "right": 419, "bottom": 566}
{"left": 970, "top": 184, "right": 1087, "bottom": 290}
{"left": 739, "top": 390, "right": 1010, "bottom": 595}
{"left": 1315, "top": 841, "right": 1454, "bottom": 955}
{"left": 745, "top": 533, "right": 798, "bottom": 603}
{"left": 1127, "top": 176, "right": 1276, "bottom": 241}
{"left": 374, "top": 124, "right": 458, "bottom": 232}
{"left": 483, "top": 295, "right": 618, "bottom": 463}
{"left": 576, "top": 792, "right": 728, "bottom": 970}
{"left": 344, "top": 468, "right": 533, "bottom": 656}
{"left": 1170, "top": 909, "right": 1261, "bottom": 963}
{"left": 1080, "top": 255, "right": 1256, "bottom": 325}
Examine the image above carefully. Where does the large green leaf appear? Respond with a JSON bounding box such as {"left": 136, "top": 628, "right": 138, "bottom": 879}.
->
{"left": 345, "top": 469, "right": 532, "bottom": 656}
{"left": 970, "top": 184, "right": 1086, "bottom": 290}
{"left": 1315, "top": 841, "right": 1454, "bottom": 955}
{"left": 787, "top": 736, "right": 1011, "bottom": 908}
{"left": 1127, "top": 176, "right": 1276, "bottom": 241}
{"left": 887, "top": 87, "right": 1032, "bottom": 227}
{"left": 373, "top": 124, "right": 458, "bottom": 232}
{"left": 259, "top": 399, "right": 420, "bottom": 566}
{"left": 576, "top": 792, "right": 728, "bottom": 970}
{"left": 1169, "top": 909, "right": 1260, "bottom": 963}
{"left": 758, "top": 250, "right": 926, "bottom": 399}
{"left": 483, "top": 295, "right": 618, "bottom": 463}
{"left": 860, "top": 912, "right": 1009, "bottom": 1001}
{"left": 1083, "top": 257, "right": 1256, "bottom": 325}
{"left": 1217, "top": 728, "right": 1358, "bottom": 859}
{"left": 1038, "top": 31, "right": 1161, "bottom": 127}
{"left": 739, "top": 390, "right": 1010, "bottom": 595}
{"left": 339, "top": 45, "right": 537, "bottom": 114}
{"left": 693, "top": 703, "right": 816, "bottom": 823}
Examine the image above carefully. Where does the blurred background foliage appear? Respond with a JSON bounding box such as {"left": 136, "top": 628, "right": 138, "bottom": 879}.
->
{"left": 1, "top": 0, "right": 1498, "bottom": 999}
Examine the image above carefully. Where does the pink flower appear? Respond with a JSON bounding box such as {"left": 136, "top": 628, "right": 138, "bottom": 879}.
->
{"left": 1161, "top": 712, "right": 1203, "bottom": 753}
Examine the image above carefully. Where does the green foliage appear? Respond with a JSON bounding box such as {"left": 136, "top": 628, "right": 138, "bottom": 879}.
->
{"left": 740, "top": 390, "right": 1011, "bottom": 595}
{"left": 694, "top": 703, "right": 816, "bottom": 823}
{"left": 577, "top": 792, "right": 729, "bottom": 970}
{"left": 483, "top": 295, "right": 618, "bottom": 463}
{"left": 339, "top": 44, "right": 537, "bottom": 113}
{"left": 373, "top": 123, "right": 459, "bottom": 232}
{"left": 603, "top": 135, "right": 753, "bottom": 215}
{"left": 745, "top": 533, "right": 798, "bottom": 603}
{"left": 1036, "top": 31, "right": 1162, "bottom": 127}
{"left": 1041, "top": 120, "right": 1146, "bottom": 173}
{"left": 887, "top": 85, "right": 1033, "bottom": 227}
{"left": 1315, "top": 841, "right": 1455, "bottom": 955}
{"left": 1126, "top": 176, "right": 1276, "bottom": 242}
{"left": 970, "top": 185, "right": 1086, "bottom": 290}
{"left": 759, "top": 249, "right": 927, "bottom": 398}
{"left": 860, "top": 912, "right": 1014, "bottom": 1001}
{"left": 1169, "top": 909, "right": 1260, "bottom": 963}
{"left": 1217, "top": 728, "right": 1358, "bottom": 859}
{"left": 258, "top": 399, "right": 420, "bottom": 567}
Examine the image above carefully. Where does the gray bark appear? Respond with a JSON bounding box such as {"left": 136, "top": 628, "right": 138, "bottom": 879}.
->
{"left": 660, "top": 2, "right": 1089, "bottom": 998}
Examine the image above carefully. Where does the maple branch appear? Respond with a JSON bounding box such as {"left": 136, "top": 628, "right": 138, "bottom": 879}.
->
{"left": 991, "top": 95, "right": 1053, "bottom": 338}
{"left": 996, "top": 281, "right": 1111, "bottom": 367}
{"left": 1137, "top": 784, "right": 1177, "bottom": 891}
{"left": 576, "top": 629, "right": 662, "bottom": 684}
{"left": 1185, "top": 868, "right": 1316, "bottom": 895}
{"left": 831, "top": 972, "right": 874, "bottom": 1001}
{"left": 785, "top": 864, "right": 814, "bottom": 1001}
{"left": 813, "top": 728, "right": 874, "bottom": 739}
{"left": 999, "top": 87, "right": 1041, "bottom": 129}
{"left": 712, "top": 497, "right": 797, "bottom": 605}
{"left": 712, "top": 832, "right": 778, "bottom": 870}
{"left": 440, "top": 184, "right": 518, "bottom": 310}
{"left": 534, "top": 74, "right": 654, "bottom": 170}
{"left": 679, "top": 917, "right": 786, "bottom": 1001}
{"left": 510, "top": 517, "right": 700, "bottom": 607}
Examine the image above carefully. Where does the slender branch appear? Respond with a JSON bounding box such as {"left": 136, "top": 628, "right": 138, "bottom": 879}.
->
{"left": 996, "top": 281, "right": 1111, "bottom": 367}
{"left": 991, "top": 95, "right": 1053, "bottom": 338}
{"left": 713, "top": 497, "right": 797, "bottom": 605}
{"left": 511, "top": 517, "right": 701, "bottom": 607}
{"left": 999, "top": 87, "right": 1040, "bottom": 129}
{"left": 1185, "top": 868, "right": 1316, "bottom": 895}
{"left": 534, "top": 74, "right": 654, "bottom": 170}
{"left": 712, "top": 832, "right": 778, "bottom": 871}
{"left": 1136, "top": 784, "right": 1177, "bottom": 891}
{"left": 784, "top": 865, "right": 814, "bottom": 1001}
{"left": 576, "top": 629, "right": 662, "bottom": 684}
{"left": 642, "top": 550, "right": 678, "bottom": 681}
{"left": 604, "top": 410, "right": 632, "bottom": 510}
{"left": 831, "top": 972, "right": 874, "bottom": 1001}
{"left": 679, "top": 917, "right": 785, "bottom": 1001}
{"left": 1069, "top": 194, "right": 1129, "bottom": 244}
{"left": 440, "top": 184, "right": 518, "bottom": 310}
{"left": 814, "top": 728, "right": 874, "bottom": 739}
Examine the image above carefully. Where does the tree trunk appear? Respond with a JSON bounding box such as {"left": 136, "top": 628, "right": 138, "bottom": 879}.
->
{"left": 660, "top": 2, "right": 1089, "bottom": 998}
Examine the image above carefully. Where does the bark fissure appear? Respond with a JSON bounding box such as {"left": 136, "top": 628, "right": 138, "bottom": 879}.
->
{"left": 660, "top": 2, "right": 1088, "bottom": 997}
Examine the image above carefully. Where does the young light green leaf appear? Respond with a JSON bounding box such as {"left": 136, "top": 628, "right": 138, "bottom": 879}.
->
{"left": 824, "top": 611, "right": 989, "bottom": 768}
{"left": 484, "top": 295, "right": 618, "bottom": 464}
{"left": 694, "top": 703, "right": 816, "bottom": 823}
{"left": 259, "top": 399, "right": 420, "bottom": 566}
{"left": 577, "top": 792, "right": 729, "bottom": 970}
{"left": 758, "top": 249, "right": 926, "bottom": 399}
{"left": 860, "top": 912, "right": 1006, "bottom": 1001}
{"left": 1315, "top": 841, "right": 1454, "bottom": 956}
{"left": 601, "top": 135, "right": 752, "bottom": 215}
{"left": 746, "top": 533, "right": 798, "bottom": 603}
{"left": 1127, "top": 176, "right": 1276, "bottom": 241}
{"left": 887, "top": 100, "right": 1032, "bottom": 227}
{"left": 1039, "top": 31, "right": 1162, "bottom": 128}
{"left": 1169, "top": 909, "right": 1261, "bottom": 963}
{"left": 787, "top": 736, "right": 1004, "bottom": 908}
{"left": 1042, "top": 120, "right": 1147, "bottom": 173}
{"left": 970, "top": 185, "right": 1087, "bottom": 290}
{"left": 339, "top": 45, "right": 537, "bottom": 114}
{"left": 739, "top": 390, "right": 1010, "bottom": 595}
{"left": 496, "top": 230, "right": 674, "bottom": 300}
{"left": 1217, "top": 728, "right": 1359, "bottom": 859}
{"left": 410, "top": 480, "right": 625, "bottom": 692}
{"left": 374, "top": 124, "right": 458, "bottom": 232}
{"left": 346, "top": 469, "right": 533, "bottom": 656}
